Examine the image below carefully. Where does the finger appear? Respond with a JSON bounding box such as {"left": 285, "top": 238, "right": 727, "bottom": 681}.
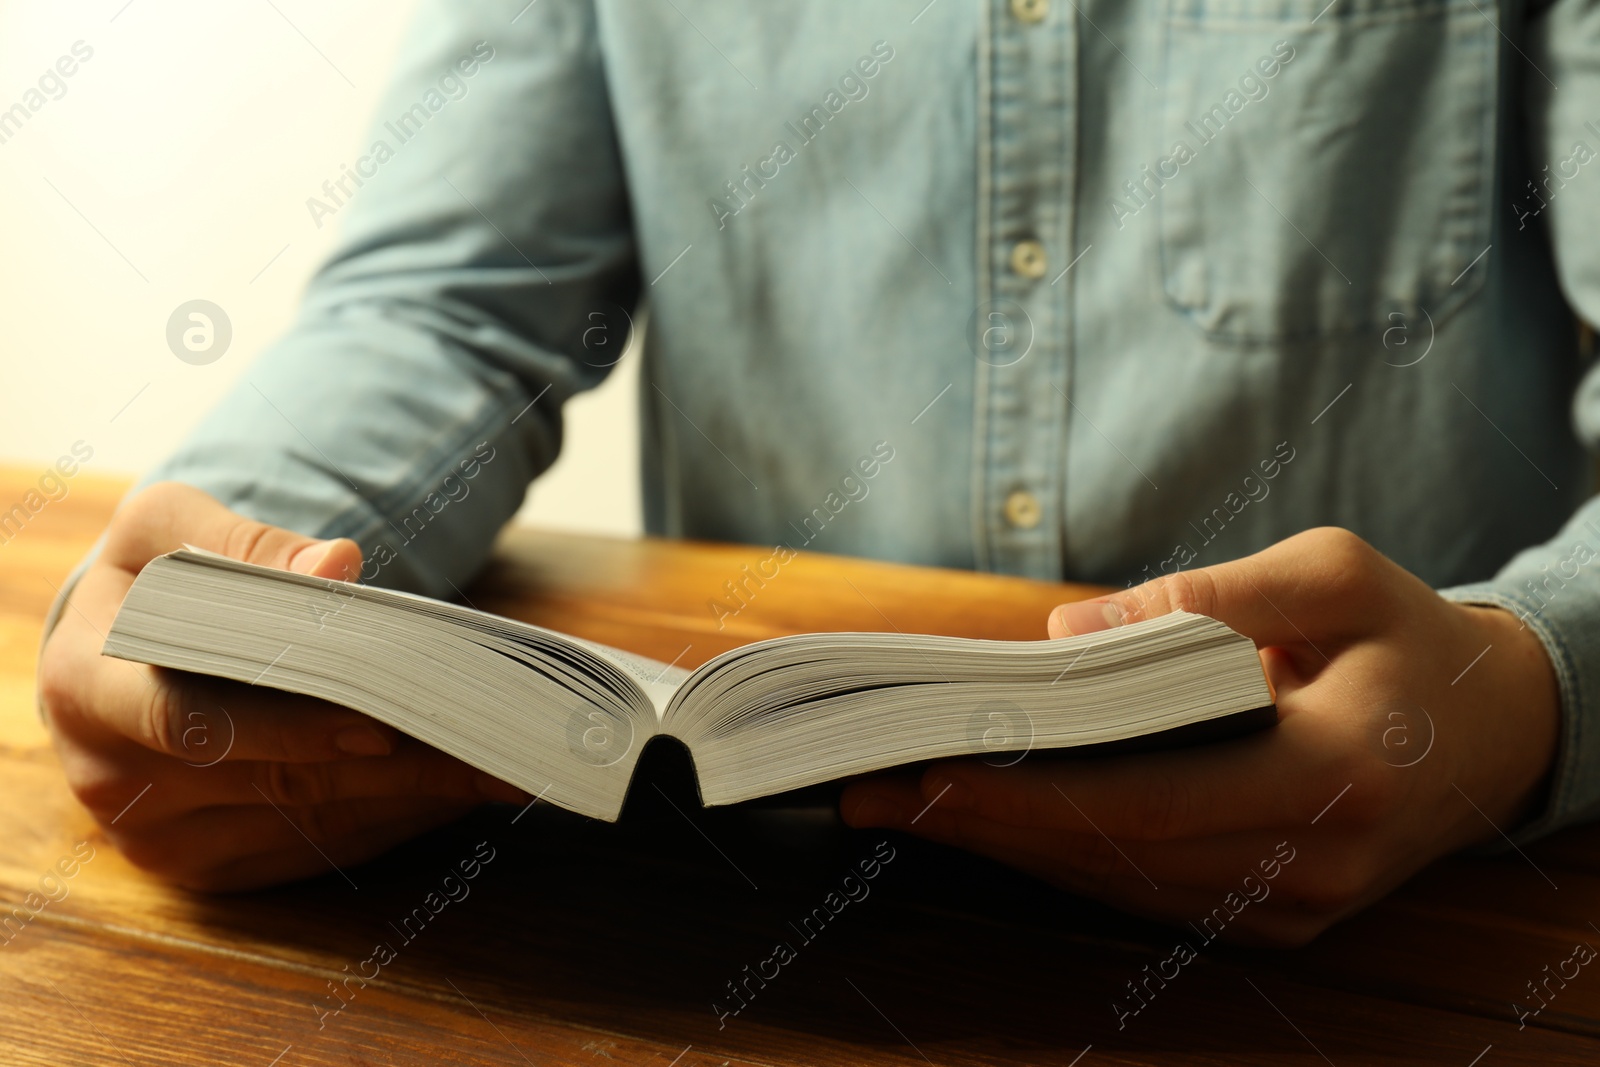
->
{"left": 102, "top": 481, "right": 363, "bottom": 580}
{"left": 842, "top": 782, "right": 1332, "bottom": 945}
{"left": 241, "top": 741, "right": 528, "bottom": 807}
{"left": 1046, "top": 527, "right": 1414, "bottom": 647}
{"left": 110, "top": 795, "right": 478, "bottom": 892}
{"left": 45, "top": 487, "right": 376, "bottom": 762}
{"left": 201, "top": 800, "right": 479, "bottom": 893}
{"left": 843, "top": 776, "right": 1301, "bottom": 892}
{"left": 79, "top": 739, "right": 527, "bottom": 828}
{"left": 48, "top": 572, "right": 402, "bottom": 764}
{"left": 843, "top": 707, "right": 1369, "bottom": 841}
{"left": 119, "top": 666, "right": 402, "bottom": 764}
{"left": 843, "top": 780, "right": 1314, "bottom": 942}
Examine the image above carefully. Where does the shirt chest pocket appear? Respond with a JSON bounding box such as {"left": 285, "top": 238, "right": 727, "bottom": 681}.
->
{"left": 1154, "top": 0, "right": 1498, "bottom": 343}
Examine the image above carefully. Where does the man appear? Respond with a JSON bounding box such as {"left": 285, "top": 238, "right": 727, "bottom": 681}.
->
{"left": 36, "top": 0, "right": 1600, "bottom": 945}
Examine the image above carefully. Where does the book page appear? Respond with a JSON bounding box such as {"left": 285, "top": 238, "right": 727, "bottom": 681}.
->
{"left": 114, "top": 549, "right": 647, "bottom": 820}
{"left": 560, "top": 635, "right": 690, "bottom": 715}
{"left": 180, "top": 543, "right": 687, "bottom": 713}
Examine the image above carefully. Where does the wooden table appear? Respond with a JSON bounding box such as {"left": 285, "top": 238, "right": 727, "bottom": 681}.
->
{"left": 2, "top": 469, "right": 1598, "bottom": 1065}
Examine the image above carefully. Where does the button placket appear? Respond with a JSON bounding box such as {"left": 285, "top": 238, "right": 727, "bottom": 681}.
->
{"left": 1010, "top": 239, "right": 1048, "bottom": 279}
{"left": 1010, "top": 0, "right": 1049, "bottom": 23}
{"left": 1004, "top": 489, "right": 1043, "bottom": 528}
{"left": 973, "top": 0, "right": 1074, "bottom": 579}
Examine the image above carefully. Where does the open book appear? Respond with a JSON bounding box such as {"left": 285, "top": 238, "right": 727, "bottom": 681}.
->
{"left": 102, "top": 549, "right": 1276, "bottom": 821}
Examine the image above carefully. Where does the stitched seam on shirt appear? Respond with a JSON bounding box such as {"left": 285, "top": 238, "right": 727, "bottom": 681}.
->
{"left": 970, "top": 0, "right": 996, "bottom": 573}
{"left": 1168, "top": 0, "right": 1481, "bottom": 31}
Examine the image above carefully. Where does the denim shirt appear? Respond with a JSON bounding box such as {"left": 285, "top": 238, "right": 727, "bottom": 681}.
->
{"left": 89, "top": 0, "right": 1600, "bottom": 842}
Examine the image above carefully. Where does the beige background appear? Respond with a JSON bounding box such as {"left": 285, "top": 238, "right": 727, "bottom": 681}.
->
{"left": 0, "top": 0, "right": 642, "bottom": 535}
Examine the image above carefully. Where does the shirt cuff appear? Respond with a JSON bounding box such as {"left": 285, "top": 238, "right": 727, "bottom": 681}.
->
{"left": 1438, "top": 579, "right": 1600, "bottom": 848}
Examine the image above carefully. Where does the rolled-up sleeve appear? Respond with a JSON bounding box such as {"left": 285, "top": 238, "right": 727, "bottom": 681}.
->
{"left": 139, "top": 0, "right": 638, "bottom": 596}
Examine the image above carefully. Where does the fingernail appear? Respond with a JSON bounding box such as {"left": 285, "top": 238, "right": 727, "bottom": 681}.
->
{"left": 334, "top": 725, "right": 392, "bottom": 756}
{"left": 848, "top": 794, "right": 903, "bottom": 827}
{"left": 1058, "top": 600, "right": 1125, "bottom": 635}
{"left": 289, "top": 541, "right": 335, "bottom": 575}
{"left": 476, "top": 773, "right": 529, "bottom": 805}
{"left": 929, "top": 775, "right": 972, "bottom": 810}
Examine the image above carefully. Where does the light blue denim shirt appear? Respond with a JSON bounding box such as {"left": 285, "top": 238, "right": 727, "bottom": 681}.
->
{"left": 103, "top": 0, "right": 1600, "bottom": 842}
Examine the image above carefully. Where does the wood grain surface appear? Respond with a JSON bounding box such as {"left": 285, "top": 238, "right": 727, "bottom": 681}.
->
{"left": 2, "top": 470, "right": 1597, "bottom": 1065}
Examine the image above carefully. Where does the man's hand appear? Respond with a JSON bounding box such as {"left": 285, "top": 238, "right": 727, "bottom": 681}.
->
{"left": 38, "top": 482, "right": 527, "bottom": 891}
{"left": 841, "top": 527, "right": 1561, "bottom": 946}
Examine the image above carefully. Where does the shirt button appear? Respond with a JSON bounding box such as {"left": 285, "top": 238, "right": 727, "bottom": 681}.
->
{"left": 1009, "top": 239, "right": 1048, "bottom": 279}
{"left": 1010, "top": 0, "right": 1049, "bottom": 22}
{"left": 1003, "top": 490, "right": 1042, "bottom": 529}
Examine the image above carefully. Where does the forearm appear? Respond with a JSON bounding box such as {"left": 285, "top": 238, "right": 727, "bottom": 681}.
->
{"left": 141, "top": 311, "right": 551, "bottom": 597}
{"left": 1439, "top": 496, "right": 1600, "bottom": 843}
{"left": 139, "top": 0, "right": 637, "bottom": 596}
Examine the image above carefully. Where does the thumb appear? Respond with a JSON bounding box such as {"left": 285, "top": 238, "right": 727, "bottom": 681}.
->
{"left": 1047, "top": 529, "right": 1367, "bottom": 647}
{"left": 286, "top": 538, "right": 364, "bottom": 580}
{"left": 106, "top": 481, "right": 364, "bottom": 581}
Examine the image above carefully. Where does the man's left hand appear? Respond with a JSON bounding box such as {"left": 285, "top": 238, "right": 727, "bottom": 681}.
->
{"left": 841, "top": 527, "right": 1560, "bottom": 946}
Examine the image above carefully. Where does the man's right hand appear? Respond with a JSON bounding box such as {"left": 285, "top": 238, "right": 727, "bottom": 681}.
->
{"left": 37, "top": 481, "right": 528, "bottom": 891}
